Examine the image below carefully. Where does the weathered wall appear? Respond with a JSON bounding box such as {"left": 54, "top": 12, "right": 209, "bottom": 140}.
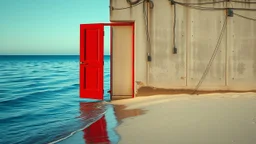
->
{"left": 110, "top": 0, "right": 256, "bottom": 94}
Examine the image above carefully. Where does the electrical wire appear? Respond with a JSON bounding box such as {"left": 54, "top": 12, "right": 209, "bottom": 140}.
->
{"left": 192, "top": 16, "right": 228, "bottom": 95}
{"left": 173, "top": 4, "right": 176, "bottom": 50}
{"left": 232, "top": 0, "right": 256, "bottom": 4}
{"left": 232, "top": 7, "right": 256, "bottom": 11}
{"left": 173, "top": 0, "right": 256, "bottom": 5}
{"left": 173, "top": 0, "right": 256, "bottom": 11}
{"left": 149, "top": 0, "right": 154, "bottom": 9}
{"left": 234, "top": 12, "right": 256, "bottom": 21}
{"left": 111, "top": 1, "right": 143, "bottom": 10}
{"left": 172, "top": 0, "right": 255, "bottom": 94}
{"left": 172, "top": 0, "right": 226, "bottom": 5}
{"left": 175, "top": 2, "right": 226, "bottom": 11}
{"left": 112, "top": 0, "right": 256, "bottom": 11}
{"left": 127, "top": 0, "right": 142, "bottom": 5}
{"left": 143, "top": 0, "right": 153, "bottom": 59}
{"left": 111, "top": 0, "right": 153, "bottom": 59}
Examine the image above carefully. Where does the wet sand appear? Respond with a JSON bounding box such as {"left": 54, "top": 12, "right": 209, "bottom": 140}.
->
{"left": 59, "top": 93, "right": 256, "bottom": 144}
{"left": 59, "top": 103, "right": 145, "bottom": 144}
{"left": 112, "top": 93, "right": 256, "bottom": 144}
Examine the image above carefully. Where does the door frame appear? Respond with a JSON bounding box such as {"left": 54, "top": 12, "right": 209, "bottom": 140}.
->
{"left": 108, "top": 22, "right": 135, "bottom": 100}
{"left": 80, "top": 22, "right": 135, "bottom": 100}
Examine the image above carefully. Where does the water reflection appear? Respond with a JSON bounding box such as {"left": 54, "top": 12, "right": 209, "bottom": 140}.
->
{"left": 60, "top": 102, "right": 145, "bottom": 144}
{"left": 80, "top": 102, "right": 113, "bottom": 144}
{"left": 83, "top": 115, "right": 110, "bottom": 143}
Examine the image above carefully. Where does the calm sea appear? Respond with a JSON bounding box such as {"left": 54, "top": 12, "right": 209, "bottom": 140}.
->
{"left": 0, "top": 55, "right": 118, "bottom": 144}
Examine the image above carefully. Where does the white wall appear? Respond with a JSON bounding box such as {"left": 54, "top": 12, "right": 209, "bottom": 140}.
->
{"left": 110, "top": 0, "right": 256, "bottom": 94}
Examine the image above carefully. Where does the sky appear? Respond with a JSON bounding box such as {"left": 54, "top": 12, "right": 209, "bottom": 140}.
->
{"left": 0, "top": 0, "right": 110, "bottom": 55}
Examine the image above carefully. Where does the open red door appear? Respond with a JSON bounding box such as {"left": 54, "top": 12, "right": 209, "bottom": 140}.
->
{"left": 80, "top": 24, "right": 104, "bottom": 100}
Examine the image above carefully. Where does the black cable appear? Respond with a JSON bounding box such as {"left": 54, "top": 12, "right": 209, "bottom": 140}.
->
{"left": 234, "top": 12, "right": 256, "bottom": 21}
{"left": 173, "top": 4, "right": 176, "bottom": 51}
{"left": 227, "top": 0, "right": 256, "bottom": 11}
{"left": 143, "top": 0, "right": 153, "bottom": 59}
{"left": 111, "top": 1, "right": 143, "bottom": 10}
{"left": 192, "top": 16, "right": 228, "bottom": 95}
{"left": 180, "top": 3, "right": 256, "bottom": 11}
{"left": 174, "top": 0, "right": 256, "bottom": 5}
{"left": 232, "top": 0, "right": 256, "bottom": 4}
{"left": 176, "top": 2, "right": 226, "bottom": 11}
{"left": 113, "top": 0, "right": 256, "bottom": 11}
{"left": 127, "top": 0, "right": 142, "bottom": 5}
{"left": 149, "top": 0, "right": 154, "bottom": 9}
{"left": 173, "top": 0, "right": 226, "bottom": 5}
{"left": 232, "top": 8, "right": 256, "bottom": 11}
{"left": 174, "top": 0, "right": 256, "bottom": 11}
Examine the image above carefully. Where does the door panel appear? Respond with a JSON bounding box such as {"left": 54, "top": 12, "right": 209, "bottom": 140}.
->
{"left": 80, "top": 24, "right": 104, "bottom": 100}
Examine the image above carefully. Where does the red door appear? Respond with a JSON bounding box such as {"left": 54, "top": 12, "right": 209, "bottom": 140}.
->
{"left": 80, "top": 24, "right": 104, "bottom": 100}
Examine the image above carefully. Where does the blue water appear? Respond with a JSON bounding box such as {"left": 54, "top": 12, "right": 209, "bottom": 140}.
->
{"left": 0, "top": 55, "right": 115, "bottom": 144}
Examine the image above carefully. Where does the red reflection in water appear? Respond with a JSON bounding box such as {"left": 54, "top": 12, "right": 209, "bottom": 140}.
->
{"left": 83, "top": 116, "right": 110, "bottom": 144}
{"left": 79, "top": 102, "right": 145, "bottom": 144}
{"left": 80, "top": 102, "right": 110, "bottom": 144}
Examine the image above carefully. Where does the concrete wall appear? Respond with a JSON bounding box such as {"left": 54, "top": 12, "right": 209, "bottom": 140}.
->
{"left": 110, "top": 0, "right": 256, "bottom": 94}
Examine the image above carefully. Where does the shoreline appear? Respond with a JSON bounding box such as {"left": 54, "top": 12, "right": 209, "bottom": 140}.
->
{"left": 61, "top": 92, "right": 256, "bottom": 144}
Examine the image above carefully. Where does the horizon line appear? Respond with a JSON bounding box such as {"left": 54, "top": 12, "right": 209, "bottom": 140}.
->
{"left": 0, "top": 54, "right": 111, "bottom": 56}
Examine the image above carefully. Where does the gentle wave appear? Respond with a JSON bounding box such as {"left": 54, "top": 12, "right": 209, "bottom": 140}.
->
{"left": 0, "top": 55, "right": 111, "bottom": 144}
{"left": 49, "top": 103, "right": 110, "bottom": 144}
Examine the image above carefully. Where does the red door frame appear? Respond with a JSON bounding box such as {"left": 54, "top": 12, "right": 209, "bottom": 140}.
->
{"left": 107, "top": 22, "right": 135, "bottom": 100}
{"left": 80, "top": 22, "right": 135, "bottom": 100}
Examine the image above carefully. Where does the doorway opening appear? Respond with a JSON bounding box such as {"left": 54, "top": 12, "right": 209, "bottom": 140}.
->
{"left": 104, "top": 26, "right": 111, "bottom": 101}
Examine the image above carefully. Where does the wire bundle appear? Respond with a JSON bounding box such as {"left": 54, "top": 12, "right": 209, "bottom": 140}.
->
{"left": 172, "top": 0, "right": 256, "bottom": 12}
{"left": 143, "top": 0, "right": 154, "bottom": 60}
{"left": 111, "top": 0, "right": 143, "bottom": 10}
{"left": 169, "top": 0, "right": 256, "bottom": 94}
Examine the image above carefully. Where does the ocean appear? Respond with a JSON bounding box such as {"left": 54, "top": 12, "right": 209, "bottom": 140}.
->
{"left": 0, "top": 55, "right": 119, "bottom": 144}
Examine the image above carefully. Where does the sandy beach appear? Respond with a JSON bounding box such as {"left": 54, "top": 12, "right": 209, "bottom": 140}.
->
{"left": 59, "top": 93, "right": 256, "bottom": 144}
{"left": 112, "top": 93, "right": 256, "bottom": 144}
